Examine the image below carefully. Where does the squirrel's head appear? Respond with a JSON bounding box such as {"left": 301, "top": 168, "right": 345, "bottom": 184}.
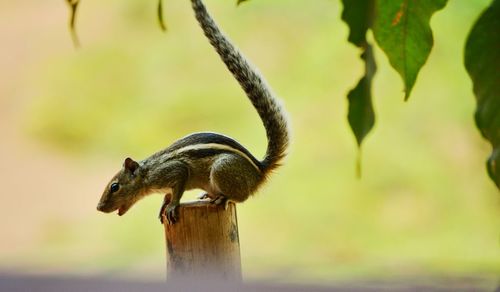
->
{"left": 97, "top": 157, "right": 146, "bottom": 216}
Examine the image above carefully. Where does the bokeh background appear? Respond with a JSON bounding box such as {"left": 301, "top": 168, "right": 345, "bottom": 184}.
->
{"left": 0, "top": 0, "right": 498, "bottom": 287}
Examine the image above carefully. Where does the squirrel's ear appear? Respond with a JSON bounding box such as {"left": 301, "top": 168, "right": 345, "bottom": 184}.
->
{"left": 124, "top": 157, "right": 139, "bottom": 174}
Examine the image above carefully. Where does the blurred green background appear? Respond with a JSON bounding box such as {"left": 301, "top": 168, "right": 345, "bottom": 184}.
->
{"left": 0, "top": 0, "right": 498, "bottom": 285}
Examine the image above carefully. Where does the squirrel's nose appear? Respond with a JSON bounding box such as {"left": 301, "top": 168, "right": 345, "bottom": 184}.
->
{"left": 96, "top": 202, "right": 105, "bottom": 211}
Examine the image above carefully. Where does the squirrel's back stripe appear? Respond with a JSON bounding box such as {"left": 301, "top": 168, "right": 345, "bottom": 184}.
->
{"left": 149, "top": 132, "right": 262, "bottom": 169}
{"left": 145, "top": 132, "right": 263, "bottom": 171}
{"left": 174, "top": 143, "right": 261, "bottom": 171}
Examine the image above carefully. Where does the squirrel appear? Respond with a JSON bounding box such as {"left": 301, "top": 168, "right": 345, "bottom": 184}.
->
{"left": 96, "top": 0, "right": 290, "bottom": 225}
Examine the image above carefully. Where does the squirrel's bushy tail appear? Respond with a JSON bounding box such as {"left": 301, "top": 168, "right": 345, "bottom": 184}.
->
{"left": 191, "top": 0, "right": 290, "bottom": 174}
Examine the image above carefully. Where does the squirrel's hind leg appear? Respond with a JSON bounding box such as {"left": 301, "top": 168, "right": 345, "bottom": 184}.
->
{"left": 209, "top": 153, "right": 262, "bottom": 203}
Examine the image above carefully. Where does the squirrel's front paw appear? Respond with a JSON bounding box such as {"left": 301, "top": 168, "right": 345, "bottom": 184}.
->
{"left": 164, "top": 204, "right": 179, "bottom": 225}
{"left": 159, "top": 203, "right": 179, "bottom": 225}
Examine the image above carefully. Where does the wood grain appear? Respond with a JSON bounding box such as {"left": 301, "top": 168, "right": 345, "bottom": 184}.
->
{"left": 164, "top": 201, "right": 241, "bottom": 281}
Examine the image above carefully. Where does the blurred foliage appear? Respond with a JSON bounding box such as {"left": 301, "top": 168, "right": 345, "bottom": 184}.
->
{"left": 65, "top": 0, "right": 80, "bottom": 47}
{"left": 465, "top": 0, "right": 500, "bottom": 189}
{"left": 339, "top": 0, "right": 499, "bottom": 186}
{"left": 157, "top": 0, "right": 167, "bottom": 32}
{"left": 15, "top": 0, "right": 500, "bottom": 282}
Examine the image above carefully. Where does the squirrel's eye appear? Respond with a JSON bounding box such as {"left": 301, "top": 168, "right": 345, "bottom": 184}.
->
{"left": 110, "top": 183, "right": 120, "bottom": 193}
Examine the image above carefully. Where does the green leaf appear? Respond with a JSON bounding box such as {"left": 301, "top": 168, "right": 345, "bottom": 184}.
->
{"left": 340, "top": 0, "right": 374, "bottom": 47}
{"left": 237, "top": 0, "right": 250, "bottom": 5}
{"left": 464, "top": 0, "right": 500, "bottom": 189}
{"left": 372, "top": 0, "right": 447, "bottom": 100}
{"left": 341, "top": 0, "right": 376, "bottom": 175}
{"left": 347, "top": 45, "right": 377, "bottom": 148}
{"left": 347, "top": 45, "right": 377, "bottom": 176}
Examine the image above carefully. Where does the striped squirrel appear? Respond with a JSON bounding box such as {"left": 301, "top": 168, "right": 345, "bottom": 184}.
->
{"left": 97, "top": 0, "right": 290, "bottom": 224}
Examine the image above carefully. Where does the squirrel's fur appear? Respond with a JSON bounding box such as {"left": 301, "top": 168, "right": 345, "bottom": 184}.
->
{"left": 97, "top": 0, "right": 290, "bottom": 224}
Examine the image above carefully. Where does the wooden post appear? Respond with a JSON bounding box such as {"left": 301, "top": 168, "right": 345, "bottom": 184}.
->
{"left": 164, "top": 201, "right": 242, "bottom": 282}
